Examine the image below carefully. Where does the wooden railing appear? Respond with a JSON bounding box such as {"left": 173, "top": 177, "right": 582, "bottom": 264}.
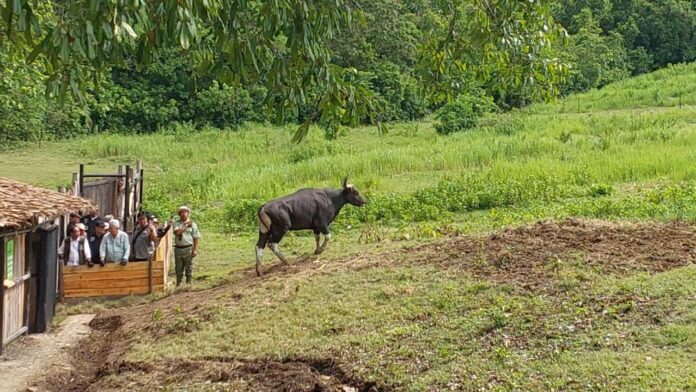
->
{"left": 61, "top": 230, "right": 172, "bottom": 299}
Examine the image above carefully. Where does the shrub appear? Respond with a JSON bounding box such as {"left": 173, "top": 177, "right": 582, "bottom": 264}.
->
{"left": 188, "top": 81, "right": 254, "bottom": 128}
{"left": 434, "top": 93, "right": 497, "bottom": 135}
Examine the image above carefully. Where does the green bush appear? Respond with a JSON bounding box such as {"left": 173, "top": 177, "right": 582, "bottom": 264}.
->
{"left": 188, "top": 82, "right": 254, "bottom": 128}
{"left": 434, "top": 93, "right": 497, "bottom": 135}
{"left": 0, "top": 48, "right": 87, "bottom": 148}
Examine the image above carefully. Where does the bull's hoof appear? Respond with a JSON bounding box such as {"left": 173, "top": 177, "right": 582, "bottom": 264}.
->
{"left": 255, "top": 267, "right": 262, "bottom": 277}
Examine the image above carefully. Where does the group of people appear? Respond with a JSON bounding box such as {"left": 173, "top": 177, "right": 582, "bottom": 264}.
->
{"left": 58, "top": 205, "right": 201, "bottom": 286}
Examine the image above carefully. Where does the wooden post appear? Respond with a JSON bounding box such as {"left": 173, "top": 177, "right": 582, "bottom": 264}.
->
{"left": 0, "top": 238, "right": 5, "bottom": 355}
{"left": 139, "top": 168, "right": 144, "bottom": 214}
{"left": 117, "top": 165, "right": 125, "bottom": 222}
{"left": 124, "top": 165, "right": 131, "bottom": 231}
{"left": 71, "top": 173, "right": 79, "bottom": 196}
{"left": 78, "top": 164, "right": 84, "bottom": 196}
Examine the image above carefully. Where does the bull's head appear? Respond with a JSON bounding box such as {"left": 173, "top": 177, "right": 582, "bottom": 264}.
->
{"left": 342, "top": 176, "right": 366, "bottom": 207}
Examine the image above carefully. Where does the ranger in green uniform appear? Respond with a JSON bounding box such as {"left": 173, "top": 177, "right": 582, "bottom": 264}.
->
{"left": 173, "top": 206, "right": 201, "bottom": 286}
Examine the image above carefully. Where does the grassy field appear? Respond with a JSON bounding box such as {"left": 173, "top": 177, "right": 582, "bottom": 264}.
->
{"left": 3, "top": 62, "right": 696, "bottom": 391}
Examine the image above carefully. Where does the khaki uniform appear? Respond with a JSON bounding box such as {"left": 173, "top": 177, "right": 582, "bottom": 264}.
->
{"left": 173, "top": 220, "right": 201, "bottom": 285}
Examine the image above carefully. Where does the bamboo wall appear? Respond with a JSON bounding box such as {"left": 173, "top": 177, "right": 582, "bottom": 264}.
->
{"left": 2, "top": 234, "right": 27, "bottom": 345}
{"left": 62, "top": 230, "right": 172, "bottom": 299}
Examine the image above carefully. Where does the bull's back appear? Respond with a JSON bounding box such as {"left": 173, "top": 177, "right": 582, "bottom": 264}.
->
{"left": 261, "top": 189, "right": 329, "bottom": 229}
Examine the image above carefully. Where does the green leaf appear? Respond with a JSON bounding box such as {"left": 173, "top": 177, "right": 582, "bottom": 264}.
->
{"left": 292, "top": 121, "right": 311, "bottom": 143}
{"left": 122, "top": 21, "right": 137, "bottom": 38}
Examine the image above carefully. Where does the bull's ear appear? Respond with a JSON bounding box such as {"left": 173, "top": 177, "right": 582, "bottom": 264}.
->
{"left": 342, "top": 176, "right": 348, "bottom": 189}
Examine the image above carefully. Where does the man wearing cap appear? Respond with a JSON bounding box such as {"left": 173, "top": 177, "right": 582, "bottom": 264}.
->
{"left": 81, "top": 206, "right": 101, "bottom": 237}
{"left": 66, "top": 212, "right": 81, "bottom": 235}
{"left": 88, "top": 219, "right": 109, "bottom": 267}
{"left": 100, "top": 220, "right": 131, "bottom": 265}
{"left": 173, "top": 206, "right": 201, "bottom": 286}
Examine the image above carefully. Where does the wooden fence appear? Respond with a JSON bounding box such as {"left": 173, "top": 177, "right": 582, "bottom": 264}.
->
{"left": 61, "top": 230, "right": 172, "bottom": 299}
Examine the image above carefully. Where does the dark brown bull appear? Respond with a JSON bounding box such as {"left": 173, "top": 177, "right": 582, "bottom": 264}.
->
{"left": 255, "top": 177, "right": 365, "bottom": 275}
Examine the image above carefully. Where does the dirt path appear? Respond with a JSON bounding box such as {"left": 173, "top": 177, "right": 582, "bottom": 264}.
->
{"left": 0, "top": 314, "right": 95, "bottom": 392}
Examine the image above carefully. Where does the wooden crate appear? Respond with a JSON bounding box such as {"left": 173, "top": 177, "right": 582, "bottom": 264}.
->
{"left": 62, "top": 230, "right": 172, "bottom": 299}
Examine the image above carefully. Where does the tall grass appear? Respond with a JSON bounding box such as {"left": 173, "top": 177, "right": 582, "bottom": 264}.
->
{"left": 2, "top": 64, "right": 696, "bottom": 232}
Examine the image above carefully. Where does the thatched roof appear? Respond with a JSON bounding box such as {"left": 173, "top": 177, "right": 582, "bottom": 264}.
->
{"left": 0, "top": 177, "right": 94, "bottom": 230}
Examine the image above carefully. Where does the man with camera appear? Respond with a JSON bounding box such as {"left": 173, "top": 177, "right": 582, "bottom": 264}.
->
{"left": 173, "top": 206, "right": 201, "bottom": 286}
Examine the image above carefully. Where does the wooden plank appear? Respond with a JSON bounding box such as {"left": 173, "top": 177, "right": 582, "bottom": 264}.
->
{"left": 64, "top": 287, "right": 150, "bottom": 298}
{"left": 63, "top": 270, "right": 163, "bottom": 282}
{"left": 62, "top": 259, "right": 164, "bottom": 275}
{"left": 64, "top": 277, "right": 164, "bottom": 290}
{"left": 63, "top": 261, "right": 149, "bottom": 275}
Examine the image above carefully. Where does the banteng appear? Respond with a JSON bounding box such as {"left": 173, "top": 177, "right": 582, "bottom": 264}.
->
{"left": 255, "top": 177, "right": 366, "bottom": 276}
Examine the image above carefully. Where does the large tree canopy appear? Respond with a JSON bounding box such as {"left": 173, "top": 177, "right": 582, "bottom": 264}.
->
{"left": 1, "top": 0, "right": 566, "bottom": 140}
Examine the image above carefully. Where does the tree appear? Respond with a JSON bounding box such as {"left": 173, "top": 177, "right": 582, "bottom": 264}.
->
{"left": 417, "top": 0, "right": 569, "bottom": 109}
{"left": 1, "top": 0, "right": 379, "bottom": 140}
{"left": 1, "top": 0, "right": 568, "bottom": 140}
{"left": 560, "top": 8, "right": 630, "bottom": 93}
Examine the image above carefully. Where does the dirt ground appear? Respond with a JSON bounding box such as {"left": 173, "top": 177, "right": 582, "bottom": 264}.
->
{"left": 0, "top": 314, "right": 95, "bottom": 392}
{"left": 40, "top": 219, "right": 696, "bottom": 391}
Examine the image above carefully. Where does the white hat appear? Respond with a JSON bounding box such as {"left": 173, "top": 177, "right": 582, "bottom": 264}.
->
{"left": 178, "top": 206, "right": 191, "bottom": 213}
{"left": 109, "top": 219, "right": 121, "bottom": 229}
{"left": 76, "top": 223, "right": 87, "bottom": 231}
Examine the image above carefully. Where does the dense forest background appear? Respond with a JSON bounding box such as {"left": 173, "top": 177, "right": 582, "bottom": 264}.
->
{"left": 1, "top": 0, "right": 694, "bottom": 147}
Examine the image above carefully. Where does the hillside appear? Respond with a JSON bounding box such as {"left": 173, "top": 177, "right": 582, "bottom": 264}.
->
{"left": 2, "top": 64, "right": 696, "bottom": 391}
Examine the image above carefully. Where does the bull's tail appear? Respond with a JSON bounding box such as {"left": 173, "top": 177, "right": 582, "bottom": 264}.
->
{"left": 258, "top": 207, "right": 272, "bottom": 234}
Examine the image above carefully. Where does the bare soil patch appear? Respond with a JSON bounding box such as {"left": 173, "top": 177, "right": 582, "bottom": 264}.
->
{"left": 405, "top": 219, "right": 696, "bottom": 290}
{"left": 74, "top": 356, "right": 379, "bottom": 392}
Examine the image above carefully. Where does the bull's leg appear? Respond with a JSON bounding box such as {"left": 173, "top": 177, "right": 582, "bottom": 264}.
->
{"left": 270, "top": 243, "right": 289, "bottom": 265}
{"left": 255, "top": 232, "right": 270, "bottom": 276}
{"left": 314, "top": 231, "right": 322, "bottom": 255}
{"left": 270, "top": 229, "right": 289, "bottom": 265}
{"left": 316, "top": 231, "right": 331, "bottom": 255}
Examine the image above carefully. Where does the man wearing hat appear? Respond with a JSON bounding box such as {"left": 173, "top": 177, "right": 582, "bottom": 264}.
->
{"left": 88, "top": 219, "right": 109, "bottom": 267}
{"left": 66, "top": 212, "right": 81, "bottom": 235}
{"left": 173, "top": 206, "right": 201, "bottom": 286}
{"left": 81, "top": 206, "right": 101, "bottom": 237}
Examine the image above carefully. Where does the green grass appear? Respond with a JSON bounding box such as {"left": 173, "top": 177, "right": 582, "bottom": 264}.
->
{"left": 3, "top": 63, "right": 696, "bottom": 390}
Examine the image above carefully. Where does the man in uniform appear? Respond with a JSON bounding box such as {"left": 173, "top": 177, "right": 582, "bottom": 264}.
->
{"left": 173, "top": 206, "right": 201, "bottom": 286}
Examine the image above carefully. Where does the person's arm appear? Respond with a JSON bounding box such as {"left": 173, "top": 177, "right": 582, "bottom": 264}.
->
{"left": 173, "top": 221, "right": 190, "bottom": 235}
{"left": 148, "top": 225, "right": 158, "bottom": 241}
{"left": 122, "top": 233, "right": 130, "bottom": 262}
{"left": 99, "top": 236, "right": 107, "bottom": 262}
{"left": 192, "top": 223, "right": 201, "bottom": 257}
{"left": 192, "top": 238, "right": 199, "bottom": 257}
{"left": 58, "top": 240, "right": 65, "bottom": 260}
{"left": 84, "top": 240, "right": 92, "bottom": 262}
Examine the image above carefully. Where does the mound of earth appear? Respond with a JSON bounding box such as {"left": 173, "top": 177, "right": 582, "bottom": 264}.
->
{"left": 406, "top": 219, "right": 696, "bottom": 290}
{"left": 78, "top": 357, "right": 377, "bottom": 392}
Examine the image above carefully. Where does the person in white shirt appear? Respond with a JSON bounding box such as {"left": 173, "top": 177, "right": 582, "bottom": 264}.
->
{"left": 59, "top": 226, "right": 91, "bottom": 267}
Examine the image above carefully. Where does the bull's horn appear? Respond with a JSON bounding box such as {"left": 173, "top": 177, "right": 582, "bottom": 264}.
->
{"left": 342, "top": 176, "right": 348, "bottom": 188}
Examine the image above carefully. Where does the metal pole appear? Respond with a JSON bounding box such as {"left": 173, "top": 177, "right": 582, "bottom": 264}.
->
{"left": 79, "top": 164, "right": 84, "bottom": 196}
